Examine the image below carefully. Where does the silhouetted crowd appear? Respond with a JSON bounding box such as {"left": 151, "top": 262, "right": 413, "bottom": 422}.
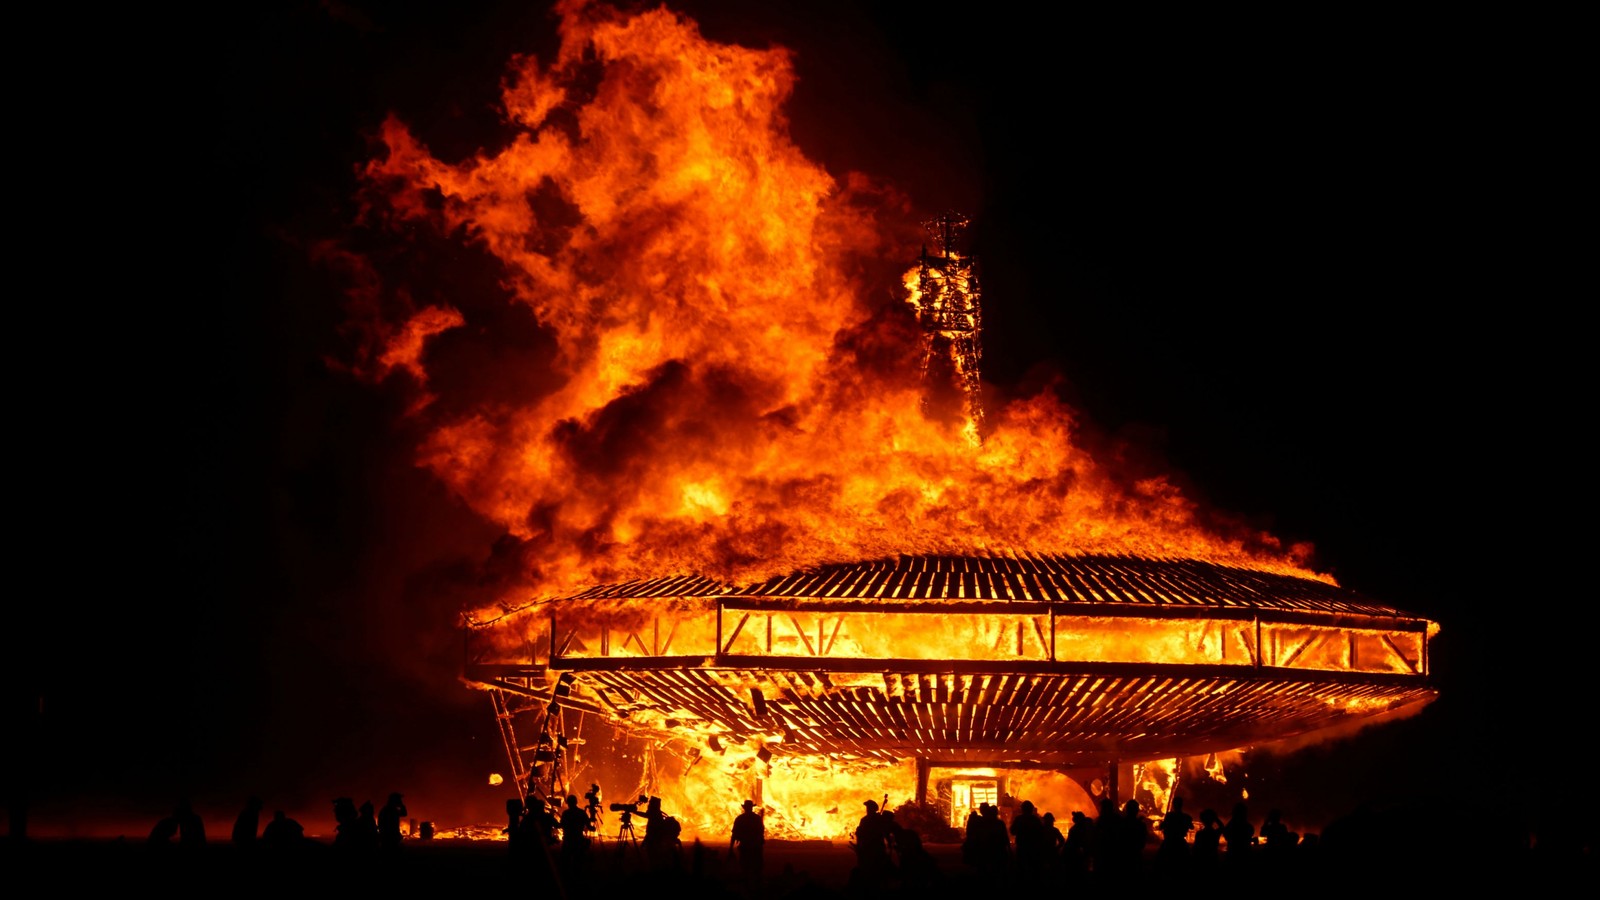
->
{"left": 487, "top": 787, "right": 1594, "bottom": 898}
{"left": 6, "top": 784, "right": 1590, "bottom": 896}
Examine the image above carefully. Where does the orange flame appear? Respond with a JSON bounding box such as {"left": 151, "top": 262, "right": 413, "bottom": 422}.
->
{"left": 342, "top": 0, "right": 1326, "bottom": 618}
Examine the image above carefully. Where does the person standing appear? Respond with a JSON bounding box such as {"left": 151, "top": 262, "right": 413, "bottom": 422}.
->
{"left": 1155, "top": 795, "right": 1194, "bottom": 875}
{"left": 961, "top": 803, "right": 986, "bottom": 870}
{"left": 1010, "top": 799, "right": 1048, "bottom": 881}
{"left": 1260, "top": 807, "right": 1299, "bottom": 873}
{"left": 559, "top": 794, "right": 592, "bottom": 878}
{"left": 975, "top": 803, "right": 1010, "bottom": 876}
{"left": 379, "top": 792, "right": 408, "bottom": 850}
{"left": 504, "top": 798, "right": 530, "bottom": 858}
{"left": 1041, "top": 811, "right": 1067, "bottom": 871}
{"left": 641, "top": 796, "right": 681, "bottom": 871}
{"left": 729, "top": 799, "right": 765, "bottom": 892}
{"left": 1224, "top": 801, "right": 1255, "bottom": 872}
{"left": 1119, "top": 799, "right": 1150, "bottom": 875}
{"left": 357, "top": 800, "right": 380, "bottom": 849}
{"left": 1064, "top": 810, "right": 1095, "bottom": 877}
{"left": 175, "top": 798, "right": 206, "bottom": 847}
{"left": 1093, "top": 797, "right": 1122, "bottom": 878}
{"left": 1192, "top": 808, "right": 1223, "bottom": 873}
{"left": 853, "top": 799, "right": 892, "bottom": 887}
{"left": 232, "top": 796, "right": 263, "bottom": 847}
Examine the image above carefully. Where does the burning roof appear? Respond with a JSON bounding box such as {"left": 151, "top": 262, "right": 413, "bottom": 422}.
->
{"left": 466, "top": 552, "right": 1436, "bottom": 804}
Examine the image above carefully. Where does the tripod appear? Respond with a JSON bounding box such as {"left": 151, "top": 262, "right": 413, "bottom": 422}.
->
{"left": 616, "top": 810, "right": 639, "bottom": 846}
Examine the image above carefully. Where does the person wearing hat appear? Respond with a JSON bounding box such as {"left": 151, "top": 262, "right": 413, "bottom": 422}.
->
{"left": 854, "top": 798, "right": 892, "bottom": 886}
{"left": 729, "top": 799, "right": 765, "bottom": 890}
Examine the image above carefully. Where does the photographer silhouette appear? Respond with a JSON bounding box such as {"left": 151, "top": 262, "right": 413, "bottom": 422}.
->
{"left": 640, "top": 796, "right": 683, "bottom": 871}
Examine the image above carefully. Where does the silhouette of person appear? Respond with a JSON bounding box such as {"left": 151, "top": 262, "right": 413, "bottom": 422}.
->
{"left": 1119, "top": 798, "right": 1149, "bottom": 876}
{"left": 1156, "top": 795, "right": 1193, "bottom": 873}
{"left": 333, "top": 798, "right": 357, "bottom": 846}
{"left": 504, "top": 797, "right": 530, "bottom": 856}
{"left": 964, "top": 803, "right": 982, "bottom": 834}
{"left": 961, "top": 802, "right": 986, "bottom": 870}
{"left": 729, "top": 799, "right": 765, "bottom": 891}
{"left": 1260, "top": 807, "right": 1298, "bottom": 872}
{"left": 1192, "top": 807, "right": 1222, "bottom": 873}
{"left": 641, "top": 796, "right": 681, "bottom": 870}
{"left": 175, "top": 798, "right": 206, "bottom": 847}
{"left": 379, "top": 792, "right": 408, "bottom": 850}
{"left": 975, "top": 802, "right": 1010, "bottom": 876}
{"left": 690, "top": 835, "right": 708, "bottom": 879}
{"left": 1010, "top": 799, "right": 1049, "bottom": 880}
{"left": 1042, "top": 811, "right": 1067, "bottom": 865}
{"left": 1224, "top": 801, "right": 1255, "bottom": 869}
{"left": 358, "top": 800, "right": 378, "bottom": 846}
{"left": 1064, "top": 809, "right": 1095, "bottom": 877}
{"left": 261, "top": 810, "right": 305, "bottom": 849}
{"left": 232, "top": 795, "right": 263, "bottom": 846}
{"left": 853, "top": 798, "right": 893, "bottom": 886}
{"left": 333, "top": 797, "right": 375, "bottom": 851}
{"left": 1261, "top": 808, "right": 1297, "bottom": 850}
{"left": 1094, "top": 797, "right": 1123, "bottom": 877}
{"left": 559, "top": 794, "right": 591, "bottom": 876}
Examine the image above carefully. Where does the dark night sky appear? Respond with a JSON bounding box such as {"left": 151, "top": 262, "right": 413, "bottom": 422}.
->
{"left": 12, "top": 1, "right": 1586, "bottom": 840}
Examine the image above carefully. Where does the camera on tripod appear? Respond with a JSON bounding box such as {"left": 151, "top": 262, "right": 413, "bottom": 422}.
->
{"left": 609, "top": 796, "right": 646, "bottom": 816}
{"left": 609, "top": 794, "right": 649, "bottom": 846}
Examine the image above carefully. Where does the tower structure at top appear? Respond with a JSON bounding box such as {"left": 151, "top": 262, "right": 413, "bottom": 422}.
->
{"left": 906, "top": 211, "right": 985, "bottom": 443}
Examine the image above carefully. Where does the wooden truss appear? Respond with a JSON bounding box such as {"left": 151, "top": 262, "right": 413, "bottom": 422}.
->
{"left": 466, "top": 554, "right": 1439, "bottom": 773}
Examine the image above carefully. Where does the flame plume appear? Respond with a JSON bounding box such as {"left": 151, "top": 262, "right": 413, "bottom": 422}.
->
{"left": 342, "top": 0, "right": 1324, "bottom": 621}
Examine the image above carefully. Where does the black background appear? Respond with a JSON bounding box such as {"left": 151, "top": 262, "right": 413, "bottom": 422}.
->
{"left": 12, "top": 1, "right": 1586, "bottom": 842}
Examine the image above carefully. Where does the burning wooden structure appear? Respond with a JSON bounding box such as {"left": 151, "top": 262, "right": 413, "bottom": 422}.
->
{"left": 454, "top": 210, "right": 1440, "bottom": 835}
{"left": 351, "top": 2, "right": 1442, "bottom": 839}
{"left": 464, "top": 552, "right": 1438, "bottom": 825}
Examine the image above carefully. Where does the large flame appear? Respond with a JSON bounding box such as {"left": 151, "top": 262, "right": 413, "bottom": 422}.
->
{"left": 340, "top": 0, "right": 1325, "bottom": 620}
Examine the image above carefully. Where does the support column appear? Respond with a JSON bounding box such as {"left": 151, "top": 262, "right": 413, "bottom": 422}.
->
{"left": 1108, "top": 757, "right": 1120, "bottom": 807}
{"left": 916, "top": 758, "right": 930, "bottom": 807}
